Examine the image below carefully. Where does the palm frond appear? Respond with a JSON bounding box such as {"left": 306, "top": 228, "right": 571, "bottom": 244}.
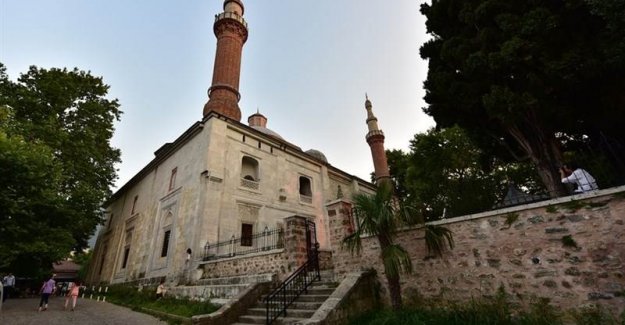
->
{"left": 424, "top": 224, "right": 455, "bottom": 257}
{"left": 381, "top": 244, "right": 413, "bottom": 277}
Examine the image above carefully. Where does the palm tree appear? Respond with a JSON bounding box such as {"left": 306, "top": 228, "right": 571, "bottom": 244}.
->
{"left": 342, "top": 182, "right": 413, "bottom": 310}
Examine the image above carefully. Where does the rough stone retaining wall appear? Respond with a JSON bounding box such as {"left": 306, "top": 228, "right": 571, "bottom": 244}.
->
{"left": 327, "top": 189, "right": 625, "bottom": 315}
{"left": 298, "top": 271, "right": 379, "bottom": 325}
{"left": 200, "top": 250, "right": 288, "bottom": 279}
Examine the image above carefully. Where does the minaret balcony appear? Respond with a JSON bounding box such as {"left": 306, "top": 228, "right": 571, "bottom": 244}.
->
{"left": 215, "top": 12, "right": 248, "bottom": 29}
{"left": 366, "top": 130, "right": 385, "bottom": 139}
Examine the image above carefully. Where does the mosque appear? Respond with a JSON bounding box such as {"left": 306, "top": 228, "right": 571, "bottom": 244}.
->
{"left": 87, "top": 0, "right": 389, "bottom": 286}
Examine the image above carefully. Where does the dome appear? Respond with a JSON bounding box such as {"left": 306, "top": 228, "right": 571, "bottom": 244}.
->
{"left": 251, "top": 125, "right": 283, "bottom": 140}
{"left": 305, "top": 149, "right": 328, "bottom": 163}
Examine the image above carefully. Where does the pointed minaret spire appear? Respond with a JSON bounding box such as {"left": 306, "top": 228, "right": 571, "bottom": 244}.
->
{"left": 364, "top": 95, "right": 390, "bottom": 184}
{"left": 203, "top": 0, "right": 249, "bottom": 121}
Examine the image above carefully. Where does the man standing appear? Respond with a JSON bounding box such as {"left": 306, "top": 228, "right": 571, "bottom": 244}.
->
{"left": 2, "top": 273, "right": 15, "bottom": 302}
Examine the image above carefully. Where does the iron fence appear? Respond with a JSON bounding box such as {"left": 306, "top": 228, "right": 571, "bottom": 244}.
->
{"left": 202, "top": 227, "right": 284, "bottom": 261}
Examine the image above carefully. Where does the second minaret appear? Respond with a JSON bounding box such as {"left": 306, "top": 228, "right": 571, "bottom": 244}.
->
{"left": 364, "top": 95, "right": 391, "bottom": 184}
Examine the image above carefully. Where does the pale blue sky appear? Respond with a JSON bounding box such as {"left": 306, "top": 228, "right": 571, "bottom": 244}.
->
{"left": 1, "top": 0, "right": 434, "bottom": 188}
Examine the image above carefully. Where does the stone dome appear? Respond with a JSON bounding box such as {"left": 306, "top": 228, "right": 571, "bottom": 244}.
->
{"left": 305, "top": 149, "right": 328, "bottom": 163}
{"left": 250, "top": 126, "right": 284, "bottom": 140}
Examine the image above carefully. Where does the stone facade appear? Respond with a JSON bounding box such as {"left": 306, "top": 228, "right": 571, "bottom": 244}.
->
{"left": 327, "top": 189, "right": 625, "bottom": 315}
{"left": 87, "top": 115, "right": 374, "bottom": 285}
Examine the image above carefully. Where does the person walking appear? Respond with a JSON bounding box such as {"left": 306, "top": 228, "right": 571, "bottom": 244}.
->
{"left": 2, "top": 273, "right": 15, "bottom": 302}
{"left": 38, "top": 275, "right": 56, "bottom": 311}
{"left": 64, "top": 281, "right": 81, "bottom": 311}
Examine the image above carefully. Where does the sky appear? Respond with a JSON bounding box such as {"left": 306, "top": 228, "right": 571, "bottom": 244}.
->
{"left": 1, "top": 0, "right": 435, "bottom": 188}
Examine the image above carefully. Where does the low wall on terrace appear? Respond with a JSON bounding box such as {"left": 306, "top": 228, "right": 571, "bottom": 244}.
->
{"left": 198, "top": 215, "right": 312, "bottom": 281}
{"left": 326, "top": 188, "right": 625, "bottom": 315}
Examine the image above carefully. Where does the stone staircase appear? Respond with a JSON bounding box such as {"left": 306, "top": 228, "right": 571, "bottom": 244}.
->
{"left": 232, "top": 279, "right": 338, "bottom": 325}
{"left": 168, "top": 273, "right": 275, "bottom": 305}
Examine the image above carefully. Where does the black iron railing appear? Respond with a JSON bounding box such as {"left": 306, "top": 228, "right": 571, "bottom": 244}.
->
{"left": 202, "top": 227, "right": 283, "bottom": 261}
{"left": 264, "top": 251, "right": 320, "bottom": 325}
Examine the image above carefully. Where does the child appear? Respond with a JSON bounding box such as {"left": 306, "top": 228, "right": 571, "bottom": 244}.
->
{"left": 38, "top": 275, "right": 56, "bottom": 312}
{"left": 64, "top": 281, "right": 81, "bottom": 311}
{"left": 156, "top": 280, "right": 166, "bottom": 299}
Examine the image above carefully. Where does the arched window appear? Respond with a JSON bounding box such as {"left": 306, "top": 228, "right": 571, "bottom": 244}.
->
{"left": 299, "top": 176, "right": 312, "bottom": 204}
{"left": 160, "top": 212, "right": 173, "bottom": 258}
{"left": 241, "top": 156, "right": 259, "bottom": 181}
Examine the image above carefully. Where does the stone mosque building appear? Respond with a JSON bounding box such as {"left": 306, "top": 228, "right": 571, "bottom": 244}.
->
{"left": 87, "top": 0, "right": 390, "bottom": 286}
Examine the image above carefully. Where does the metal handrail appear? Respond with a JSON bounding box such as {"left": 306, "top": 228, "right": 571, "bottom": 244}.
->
{"left": 202, "top": 227, "right": 284, "bottom": 261}
{"left": 264, "top": 251, "right": 320, "bottom": 325}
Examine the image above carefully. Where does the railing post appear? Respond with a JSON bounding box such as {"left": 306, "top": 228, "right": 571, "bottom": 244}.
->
{"left": 263, "top": 226, "right": 269, "bottom": 251}
{"left": 229, "top": 234, "right": 235, "bottom": 257}
{"left": 203, "top": 241, "right": 210, "bottom": 261}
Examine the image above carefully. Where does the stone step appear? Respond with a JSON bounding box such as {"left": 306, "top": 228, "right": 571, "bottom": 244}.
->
{"left": 196, "top": 273, "right": 274, "bottom": 286}
{"left": 246, "top": 307, "right": 315, "bottom": 318}
{"left": 287, "top": 294, "right": 329, "bottom": 303}
{"left": 238, "top": 315, "right": 305, "bottom": 324}
{"left": 309, "top": 281, "right": 339, "bottom": 289}
{"left": 262, "top": 285, "right": 335, "bottom": 300}
{"left": 168, "top": 283, "right": 248, "bottom": 300}
{"left": 257, "top": 301, "right": 323, "bottom": 310}
{"left": 305, "top": 287, "right": 335, "bottom": 295}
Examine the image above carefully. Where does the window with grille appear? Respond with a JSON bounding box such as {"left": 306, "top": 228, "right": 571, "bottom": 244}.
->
{"left": 121, "top": 247, "right": 130, "bottom": 269}
{"left": 241, "top": 223, "right": 253, "bottom": 247}
{"left": 161, "top": 230, "right": 171, "bottom": 257}
{"left": 169, "top": 167, "right": 177, "bottom": 191}
{"left": 131, "top": 195, "right": 138, "bottom": 214}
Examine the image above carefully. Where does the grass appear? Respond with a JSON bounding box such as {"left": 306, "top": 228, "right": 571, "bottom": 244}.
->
{"left": 504, "top": 213, "right": 519, "bottom": 227}
{"left": 349, "top": 292, "right": 624, "bottom": 325}
{"left": 561, "top": 235, "right": 578, "bottom": 248}
{"left": 559, "top": 200, "right": 586, "bottom": 212}
{"left": 545, "top": 205, "right": 558, "bottom": 213}
{"left": 106, "top": 284, "right": 219, "bottom": 322}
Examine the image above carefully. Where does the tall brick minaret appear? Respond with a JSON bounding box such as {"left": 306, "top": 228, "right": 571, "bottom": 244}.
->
{"left": 203, "top": 0, "right": 248, "bottom": 121}
{"left": 364, "top": 95, "right": 391, "bottom": 184}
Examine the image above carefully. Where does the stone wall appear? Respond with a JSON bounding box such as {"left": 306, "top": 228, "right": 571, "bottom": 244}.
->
{"left": 299, "top": 271, "right": 379, "bottom": 325}
{"left": 327, "top": 190, "right": 625, "bottom": 315}
{"left": 199, "top": 215, "right": 312, "bottom": 281}
{"left": 200, "top": 250, "right": 288, "bottom": 279}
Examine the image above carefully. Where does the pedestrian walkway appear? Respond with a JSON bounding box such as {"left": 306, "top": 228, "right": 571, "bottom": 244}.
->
{"left": 0, "top": 296, "right": 166, "bottom": 325}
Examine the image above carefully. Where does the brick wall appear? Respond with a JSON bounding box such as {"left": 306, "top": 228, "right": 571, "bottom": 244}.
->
{"left": 327, "top": 191, "right": 625, "bottom": 315}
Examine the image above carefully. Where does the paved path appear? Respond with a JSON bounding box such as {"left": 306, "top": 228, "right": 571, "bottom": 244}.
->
{"left": 0, "top": 297, "right": 167, "bottom": 325}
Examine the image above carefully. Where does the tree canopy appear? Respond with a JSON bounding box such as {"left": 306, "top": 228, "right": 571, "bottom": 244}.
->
{"left": 420, "top": 0, "right": 625, "bottom": 196}
{"left": 0, "top": 63, "right": 121, "bottom": 276}
{"left": 387, "top": 126, "right": 543, "bottom": 220}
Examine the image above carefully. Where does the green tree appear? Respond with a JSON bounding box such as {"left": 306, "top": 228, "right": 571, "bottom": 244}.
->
{"left": 73, "top": 250, "right": 93, "bottom": 280}
{"left": 406, "top": 126, "right": 497, "bottom": 219}
{"left": 385, "top": 149, "right": 411, "bottom": 201}
{"left": 0, "top": 106, "right": 73, "bottom": 275}
{"left": 0, "top": 63, "right": 121, "bottom": 274}
{"left": 385, "top": 127, "right": 545, "bottom": 219}
{"left": 419, "top": 0, "right": 625, "bottom": 196}
{"left": 343, "top": 182, "right": 414, "bottom": 310}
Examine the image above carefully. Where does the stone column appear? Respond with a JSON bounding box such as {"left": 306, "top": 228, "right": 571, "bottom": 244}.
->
{"left": 325, "top": 199, "right": 357, "bottom": 280}
{"left": 284, "top": 216, "right": 309, "bottom": 275}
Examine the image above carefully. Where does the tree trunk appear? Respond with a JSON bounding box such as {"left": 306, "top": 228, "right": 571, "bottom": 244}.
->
{"left": 378, "top": 235, "right": 403, "bottom": 310}
{"left": 385, "top": 272, "right": 403, "bottom": 311}
{"left": 507, "top": 125, "right": 567, "bottom": 197}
